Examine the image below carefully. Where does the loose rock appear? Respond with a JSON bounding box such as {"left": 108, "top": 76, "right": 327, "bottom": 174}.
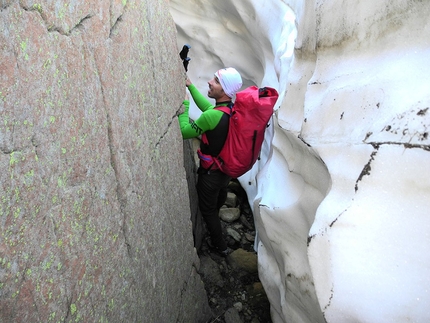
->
{"left": 244, "top": 232, "right": 255, "bottom": 242}
{"left": 233, "top": 302, "right": 243, "bottom": 312}
{"left": 225, "top": 192, "right": 238, "bottom": 207}
{"left": 224, "top": 307, "right": 243, "bottom": 323}
{"left": 197, "top": 180, "right": 272, "bottom": 322}
{"left": 220, "top": 207, "right": 241, "bottom": 222}
{"left": 227, "top": 248, "right": 258, "bottom": 274}
{"left": 227, "top": 227, "right": 242, "bottom": 242}
{"left": 199, "top": 255, "right": 224, "bottom": 288}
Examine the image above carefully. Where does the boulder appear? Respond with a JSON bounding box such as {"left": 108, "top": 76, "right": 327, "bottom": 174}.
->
{"left": 227, "top": 248, "right": 258, "bottom": 274}
{"left": 220, "top": 207, "right": 241, "bottom": 223}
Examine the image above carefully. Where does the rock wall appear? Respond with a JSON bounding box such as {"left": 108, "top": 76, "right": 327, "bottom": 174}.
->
{"left": 170, "top": 0, "right": 430, "bottom": 322}
{"left": 0, "top": 1, "right": 211, "bottom": 322}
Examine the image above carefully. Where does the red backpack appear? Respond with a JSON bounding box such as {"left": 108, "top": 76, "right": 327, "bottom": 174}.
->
{"left": 197, "top": 86, "right": 279, "bottom": 178}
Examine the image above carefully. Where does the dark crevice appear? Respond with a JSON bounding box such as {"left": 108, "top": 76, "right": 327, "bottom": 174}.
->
{"left": 46, "top": 25, "right": 65, "bottom": 34}
{"left": 109, "top": 0, "right": 129, "bottom": 39}
{"left": 109, "top": 15, "right": 123, "bottom": 38}
{"left": 48, "top": 14, "right": 94, "bottom": 36}
{"left": 154, "top": 111, "right": 182, "bottom": 150}
{"left": 21, "top": 4, "right": 46, "bottom": 18}
{"left": 21, "top": 3, "right": 93, "bottom": 36}
{"left": 69, "top": 14, "right": 93, "bottom": 35}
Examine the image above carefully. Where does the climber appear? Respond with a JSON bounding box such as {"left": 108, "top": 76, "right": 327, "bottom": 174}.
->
{"left": 177, "top": 68, "right": 243, "bottom": 256}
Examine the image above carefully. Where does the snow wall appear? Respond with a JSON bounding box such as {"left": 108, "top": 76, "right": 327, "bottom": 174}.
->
{"left": 170, "top": 0, "right": 430, "bottom": 322}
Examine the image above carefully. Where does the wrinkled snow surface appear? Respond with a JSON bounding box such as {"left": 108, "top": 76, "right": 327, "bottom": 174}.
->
{"left": 170, "top": 0, "right": 430, "bottom": 322}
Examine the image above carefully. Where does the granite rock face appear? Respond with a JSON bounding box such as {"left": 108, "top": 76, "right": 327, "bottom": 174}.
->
{"left": 0, "top": 1, "right": 211, "bottom": 322}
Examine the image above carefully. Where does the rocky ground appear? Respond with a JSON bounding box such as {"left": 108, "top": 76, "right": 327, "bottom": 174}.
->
{"left": 196, "top": 180, "right": 272, "bottom": 323}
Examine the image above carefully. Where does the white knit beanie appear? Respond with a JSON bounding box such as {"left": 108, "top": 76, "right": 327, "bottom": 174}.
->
{"left": 214, "top": 67, "right": 243, "bottom": 98}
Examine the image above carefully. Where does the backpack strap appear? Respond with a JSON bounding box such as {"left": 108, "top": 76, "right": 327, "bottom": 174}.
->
{"left": 214, "top": 102, "right": 233, "bottom": 116}
{"left": 198, "top": 104, "right": 232, "bottom": 173}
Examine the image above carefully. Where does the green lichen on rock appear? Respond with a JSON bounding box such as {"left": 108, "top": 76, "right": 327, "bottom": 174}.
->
{"left": 0, "top": 0, "right": 211, "bottom": 322}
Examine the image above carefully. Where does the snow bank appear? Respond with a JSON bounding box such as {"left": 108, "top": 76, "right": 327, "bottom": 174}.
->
{"left": 170, "top": 0, "right": 430, "bottom": 322}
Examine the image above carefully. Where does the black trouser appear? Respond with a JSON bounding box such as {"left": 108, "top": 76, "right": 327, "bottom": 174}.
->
{"left": 196, "top": 167, "right": 231, "bottom": 251}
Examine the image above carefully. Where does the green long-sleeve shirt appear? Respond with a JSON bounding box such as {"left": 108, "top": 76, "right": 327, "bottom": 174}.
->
{"left": 178, "top": 84, "right": 226, "bottom": 139}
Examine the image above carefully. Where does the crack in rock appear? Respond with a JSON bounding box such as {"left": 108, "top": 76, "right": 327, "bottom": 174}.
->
{"left": 20, "top": 3, "right": 93, "bottom": 36}
{"left": 109, "top": 14, "right": 123, "bottom": 38}
{"left": 109, "top": 0, "right": 128, "bottom": 38}
{"left": 154, "top": 113, "right": 180, "bottom": 149}
{"left": 92, "top": 52, "right": 132, "bottom": 257}
{"left": 69, "top": 14, "right": 93, "bottom": 35}
{"left": 47, "top": 14, "right": 94, "bottom": 36}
